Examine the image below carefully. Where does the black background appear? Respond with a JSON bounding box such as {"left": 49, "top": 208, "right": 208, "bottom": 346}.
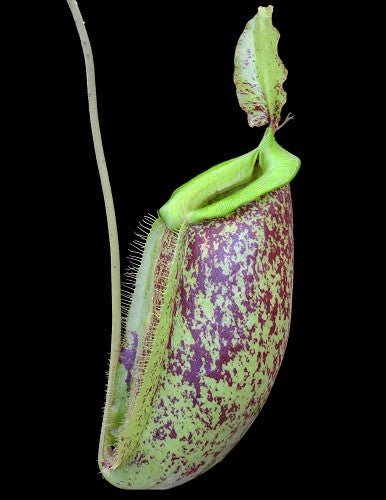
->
{"left": 37, "top": 0, "right": 364, "bottom": 496}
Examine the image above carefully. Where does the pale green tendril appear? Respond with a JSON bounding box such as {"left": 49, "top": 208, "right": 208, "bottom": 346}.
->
{"left": 66, "top": 0, "right": 121, "bottom": 460}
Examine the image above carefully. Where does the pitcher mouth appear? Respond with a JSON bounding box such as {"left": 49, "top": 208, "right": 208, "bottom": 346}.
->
{"left": 159, "top": 127, "right": 300, "bottom": 232}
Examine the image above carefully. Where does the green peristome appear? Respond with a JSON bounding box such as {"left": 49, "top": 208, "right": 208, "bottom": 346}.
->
{"left": 159, "top": 128, "right": 300, "bottom": 232}
{"left": 234, "top": 5, "right": 287, "bottom": 129}
{"left": 159, "top": 5, "right": 294, "bottom": 233}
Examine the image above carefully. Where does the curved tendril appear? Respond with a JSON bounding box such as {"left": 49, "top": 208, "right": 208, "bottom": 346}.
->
{"left": 66, "top": 0, "right": 121, "bottom": 458}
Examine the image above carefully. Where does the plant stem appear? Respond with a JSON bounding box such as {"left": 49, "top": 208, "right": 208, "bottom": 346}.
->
{"left": 66, "top": 0, "right": 121, "bottom": 457}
